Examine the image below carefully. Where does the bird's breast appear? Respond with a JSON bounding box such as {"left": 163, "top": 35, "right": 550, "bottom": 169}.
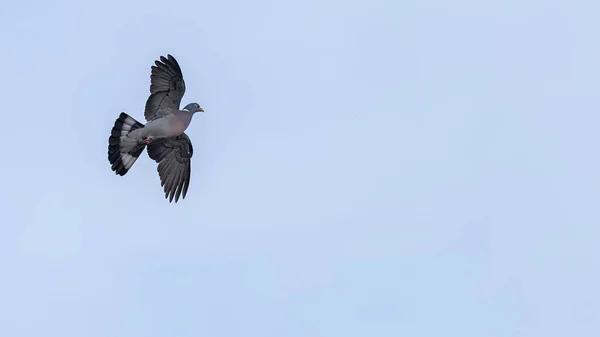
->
{"left": 145, "top": 114, "right": 190, "bottom": 138}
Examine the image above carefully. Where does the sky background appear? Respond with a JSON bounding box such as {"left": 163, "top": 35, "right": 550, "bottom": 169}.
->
{"left": 1, "top": 0, "right": 599, "bottom": 336}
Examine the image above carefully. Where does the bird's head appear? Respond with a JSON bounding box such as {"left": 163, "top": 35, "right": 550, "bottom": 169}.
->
{"left": 184, "top": 102, "right": 205, "bottom": 114}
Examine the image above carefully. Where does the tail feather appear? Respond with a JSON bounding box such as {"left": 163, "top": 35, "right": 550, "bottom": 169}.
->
{"left": 108, "top": 112, "right": 146, "bottom": 176}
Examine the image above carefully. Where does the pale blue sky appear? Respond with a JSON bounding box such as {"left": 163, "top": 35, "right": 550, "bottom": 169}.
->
{"left": 1, "top": 0, "right": 599, "bottom": 336}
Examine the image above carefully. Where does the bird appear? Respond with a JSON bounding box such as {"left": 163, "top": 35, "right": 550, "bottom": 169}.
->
{"left": 107, "top": 54, "right": 205, "bottom": 203}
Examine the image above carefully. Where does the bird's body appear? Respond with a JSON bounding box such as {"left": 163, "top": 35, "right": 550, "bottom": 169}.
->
{"left": 107, "top": 55, "right": 204, "bottom": 203}
{"left": 120, "top": 110, "right": 194, "bottom": 151}
{"left": 144, "top": 110, "right": 194, "bottom": 139}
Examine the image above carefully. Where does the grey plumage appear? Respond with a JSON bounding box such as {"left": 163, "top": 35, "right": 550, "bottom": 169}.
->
{"left": 107, "top": 54, "right": 204, "bottom": 203}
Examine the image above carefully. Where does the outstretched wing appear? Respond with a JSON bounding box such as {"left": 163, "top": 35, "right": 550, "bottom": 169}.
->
{"left": 144, "top": 54, "right": 186, "bottom": 122}
{"left": 146, "top": 133, "right": 193, "bottom": 203}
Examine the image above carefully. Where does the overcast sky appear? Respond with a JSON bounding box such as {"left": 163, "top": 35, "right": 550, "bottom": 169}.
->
{"left": 1, "top": 0, "right": 599, "bottom": 336}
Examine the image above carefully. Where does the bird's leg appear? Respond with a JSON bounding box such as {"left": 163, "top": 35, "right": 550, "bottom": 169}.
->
{"left": 140, "top": 136, "right": 154, "bottom": 144}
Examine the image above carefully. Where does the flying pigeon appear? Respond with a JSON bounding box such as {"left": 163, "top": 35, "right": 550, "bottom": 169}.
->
{"left": 108, "top": 54, "right": 204, "bottom": 203}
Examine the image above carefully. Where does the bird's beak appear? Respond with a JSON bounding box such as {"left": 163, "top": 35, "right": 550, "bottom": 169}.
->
{"left": 199, "top": 107, "right": 205, "bottom": 112}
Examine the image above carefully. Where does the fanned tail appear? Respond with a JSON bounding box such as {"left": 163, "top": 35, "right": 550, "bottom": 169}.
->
{"left": 108, "top": 113, "right": 146, "bottom": 176}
